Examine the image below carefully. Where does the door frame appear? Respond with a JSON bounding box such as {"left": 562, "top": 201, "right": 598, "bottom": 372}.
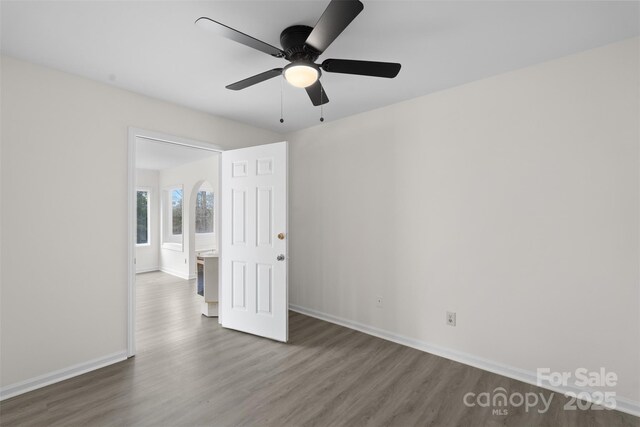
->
{"left": 127, "top": 127, "right": 223, "bottom": 357}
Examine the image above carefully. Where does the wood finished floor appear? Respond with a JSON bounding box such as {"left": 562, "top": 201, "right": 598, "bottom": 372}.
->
{"left": 1, "top": 271, "right": 638, "bottom": 426}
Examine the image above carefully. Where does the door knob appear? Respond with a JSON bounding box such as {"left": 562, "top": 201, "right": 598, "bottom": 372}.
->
{"left": 278, "top": 233, "right": 285, "bottom": 240}
{"left": 277, "top": 254, "right": 285, "bottom": 261}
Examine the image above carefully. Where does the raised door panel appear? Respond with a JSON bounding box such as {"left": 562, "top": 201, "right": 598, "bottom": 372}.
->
{"left": 256, "top": 187, "right": 273, "bottom": 247}
{"left": 256, "top": 263, "right": 272, "bottom": 315}
{"left": 231, "top": 189, "right": 246, "bottom": 245}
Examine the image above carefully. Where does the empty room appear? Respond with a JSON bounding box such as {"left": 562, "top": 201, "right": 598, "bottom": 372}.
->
{"left": 0, "top": 1, "right": 638, "bottom": 426}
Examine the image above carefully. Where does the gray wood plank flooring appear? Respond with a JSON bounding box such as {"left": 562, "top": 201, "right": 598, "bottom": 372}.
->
{"left": 1, "top": 271, "right": 638, "bottom": 426}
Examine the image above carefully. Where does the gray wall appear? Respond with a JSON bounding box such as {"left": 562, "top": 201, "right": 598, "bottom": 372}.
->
{"left": 0, "top": 56, "right": 282, "bottom": 389}
{"left": 286, "top": 38, "right": 639, "bottom": 403}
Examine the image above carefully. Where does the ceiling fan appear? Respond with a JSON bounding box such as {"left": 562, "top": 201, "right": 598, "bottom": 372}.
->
{"left": 195, "top": 0, "right": 401, "bottom": 107}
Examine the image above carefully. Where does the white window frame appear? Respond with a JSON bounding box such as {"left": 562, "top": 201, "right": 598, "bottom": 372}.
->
{"left": 136, "top": 188, "right": 151, "bottom": 247}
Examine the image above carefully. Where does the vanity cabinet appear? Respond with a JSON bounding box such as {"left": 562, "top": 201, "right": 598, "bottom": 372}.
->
{"left": 196, "top": 252, "right": 219, "bottom": 317}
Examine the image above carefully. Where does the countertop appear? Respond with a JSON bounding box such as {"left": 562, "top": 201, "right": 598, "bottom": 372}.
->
{"left": 197, "top": 250, "right": 219, "bottom": 258}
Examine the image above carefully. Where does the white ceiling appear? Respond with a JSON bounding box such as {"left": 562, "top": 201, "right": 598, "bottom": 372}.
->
{"left": 136, "top": 138, "right": 218, "bottom": 170}
{"left": 2, "top": 1, "right": 638, "bottom": 133}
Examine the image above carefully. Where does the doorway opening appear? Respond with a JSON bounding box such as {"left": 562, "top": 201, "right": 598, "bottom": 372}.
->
{"left": 127, "top": 128, "right": 223, "bottom": 357}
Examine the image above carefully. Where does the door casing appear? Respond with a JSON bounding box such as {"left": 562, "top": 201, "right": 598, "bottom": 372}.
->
{"left": 127, "top": 127, "right": 223, "bottom": 357}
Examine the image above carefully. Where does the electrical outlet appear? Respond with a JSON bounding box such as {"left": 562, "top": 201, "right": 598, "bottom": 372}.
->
{"left": 376, "top": 296, "right": 383, "bottom": 308}
{"left": 447, "top": 311, "right": 456, "bottom": 326}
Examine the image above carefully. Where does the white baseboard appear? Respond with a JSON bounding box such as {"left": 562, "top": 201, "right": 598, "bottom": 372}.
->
{"left": 0, "top": 351, "right": 127, "bottom": 401}
{"left": 159, "top": 266, "right": 191, "bottom": 280}
{"left": 136, "top": 266, "right": 159, "bottom": 274}
{"left": 289, "top": 304, "right": 640, "bottom": 418}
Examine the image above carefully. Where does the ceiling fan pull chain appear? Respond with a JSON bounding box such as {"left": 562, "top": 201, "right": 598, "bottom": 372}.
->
{"left": 280, "top": 78, "right": 285, "bottom": 124}
{"left": 320, "top": 88, "right": 325, "bottom": 122}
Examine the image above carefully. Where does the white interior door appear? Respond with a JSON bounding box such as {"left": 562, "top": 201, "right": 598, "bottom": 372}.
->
{"left": 220, "top": 141, "right": 288, "bottom": 342}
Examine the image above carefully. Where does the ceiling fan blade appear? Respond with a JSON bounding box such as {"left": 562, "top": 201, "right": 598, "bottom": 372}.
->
{"left": 321, "top": 59, "right": 401, "bottom": 78}
{"left": 305, "top": 80, "right": 329, "bottom": 106}
{"left": 195, "top": 17, "right": 284, "bottom": 58}
{"left": 226, "top": 69, "right": 283, "bottom": 91}
{"left": 305, "top": 0, "right": 364, "bottom": 54}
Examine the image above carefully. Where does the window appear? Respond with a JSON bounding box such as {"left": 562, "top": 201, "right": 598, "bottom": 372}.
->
{"left": 162, "top": 185, "right": 183, "bottom": 249}
{"left": 136, "top": 190, "right": 150, "bottom": 245}
{"left": 195, "top": 190, "right": 214, "bottom": 234}
{"left": 171, "top": 188, "right": 183, "bottom": 235}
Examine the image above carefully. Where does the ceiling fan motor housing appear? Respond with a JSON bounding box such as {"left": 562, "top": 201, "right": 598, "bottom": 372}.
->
{"left": 280, "top": 25, "right": 319, "bottom": 62}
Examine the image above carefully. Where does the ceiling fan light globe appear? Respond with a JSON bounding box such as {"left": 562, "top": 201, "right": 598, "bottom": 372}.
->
{"left": 284, "top": 63, "right": 319, "bottom": 88}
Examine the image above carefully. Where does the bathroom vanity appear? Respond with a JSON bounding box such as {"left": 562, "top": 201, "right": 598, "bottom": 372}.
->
{"left": 196, "top": 251, "right": 219, "bottom": 317}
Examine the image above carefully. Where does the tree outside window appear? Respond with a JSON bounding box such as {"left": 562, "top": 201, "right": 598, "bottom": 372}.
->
{"left": 136, "top": 190, "right": 149, "bottom": 244}
{"left": 196, "top": 191, "right": 214, "bottom": 233}
{"left": 172, "top": 188, "right": 183, "bottom": 235}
